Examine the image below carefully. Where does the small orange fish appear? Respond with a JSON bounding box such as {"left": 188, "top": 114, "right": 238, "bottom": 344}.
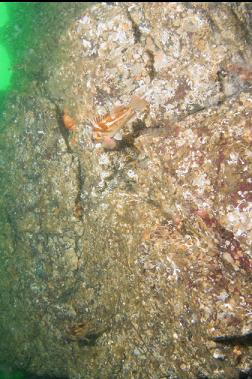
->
{"left": 63, "top": 109, "right": 77, "bottom": 131}
{"left": 90, "top": 95, "right": 148, "bottom": 142}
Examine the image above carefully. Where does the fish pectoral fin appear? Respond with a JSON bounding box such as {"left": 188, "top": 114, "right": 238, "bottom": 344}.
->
{"left": 95, "top": 121, "right": 110, "bottom": 131}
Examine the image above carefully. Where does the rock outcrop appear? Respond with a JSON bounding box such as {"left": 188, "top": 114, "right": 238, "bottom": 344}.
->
{"left": 0, "top": 3, "right": 251, "bottom": 379}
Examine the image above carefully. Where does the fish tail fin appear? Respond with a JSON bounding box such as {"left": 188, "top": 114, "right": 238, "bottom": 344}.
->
{"left": 129, "top": 95, "right": 149, "bottom": 112}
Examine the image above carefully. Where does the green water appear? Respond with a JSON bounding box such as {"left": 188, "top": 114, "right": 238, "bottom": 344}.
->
{"left": 0, "top": 367, "right": 24, "bottom": 379}
{"left": 0, "top": 2, "right": 92, "bottom": 115}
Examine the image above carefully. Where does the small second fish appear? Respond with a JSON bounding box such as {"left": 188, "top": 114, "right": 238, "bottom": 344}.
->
{"left": 63, "top": 109, "right": 77, "bottom": 131}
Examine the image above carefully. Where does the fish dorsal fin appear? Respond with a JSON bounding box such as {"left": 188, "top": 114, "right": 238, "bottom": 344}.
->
{"left": 129, "top": 95, "right": 149, "bottom": 112}
{"left": 111, "top": 105, "right": 127, "bottom": 116}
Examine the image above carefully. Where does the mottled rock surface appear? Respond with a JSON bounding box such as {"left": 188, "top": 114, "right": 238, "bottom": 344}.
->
{"left": 0, "top": 3, "right": 252, "bottom": 379}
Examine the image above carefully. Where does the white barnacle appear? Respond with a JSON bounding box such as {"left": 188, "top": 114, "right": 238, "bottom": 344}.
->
{"left": 98, "top": 153, "right": 110, "bottom": 165}
{"left": 127, "top": 170, "right": 138, "bottom": 181}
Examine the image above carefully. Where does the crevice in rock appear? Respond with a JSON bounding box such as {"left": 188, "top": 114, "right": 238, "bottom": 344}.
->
{"left": 74, "top": 158, "right": 84, "bottom": 221}
{"left": 211, "top": 332, "right": 252, "bottom": 346}
{"left": 43, "top": 91, "right": 85, "bottom": 222}
{"left": 216, "top": 68, "right": 228, "bottom": 97}
{"left": 5, "top": 207, "right": 19, "bottom": 253}
{"left": 137, "top": 86, "right": 252, "bottom": 140}
{"left": 145, "top": 49, "right": 156, "bottom": 82}
{"left": 135, "top": 106, "right": 208, "bottom": 139}
{"left": 124, "top": 7, "right": 142, "bottom": 43}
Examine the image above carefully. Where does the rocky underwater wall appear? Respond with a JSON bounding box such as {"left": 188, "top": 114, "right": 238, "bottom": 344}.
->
{"left": 0, "top": 3, "right": 252, "bottom": 379}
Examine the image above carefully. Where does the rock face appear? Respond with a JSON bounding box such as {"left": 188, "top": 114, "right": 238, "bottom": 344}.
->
{"left": 0, "top": 3, "right": 252, "bottom": 379}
